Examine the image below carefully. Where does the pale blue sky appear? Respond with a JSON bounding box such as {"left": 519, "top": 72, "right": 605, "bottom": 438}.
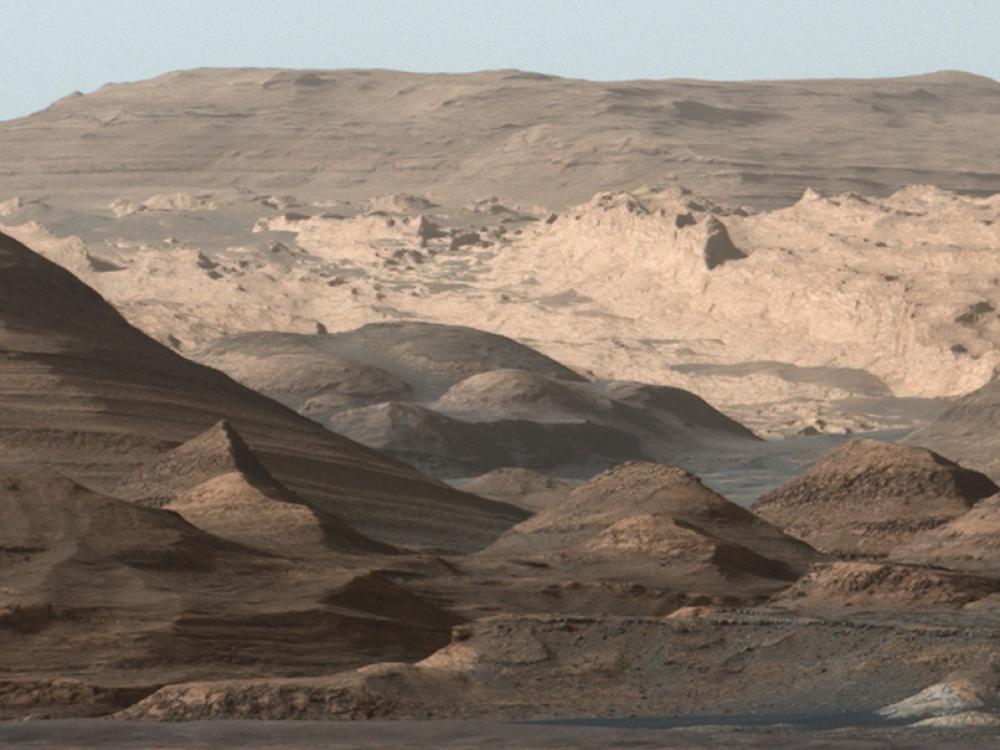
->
{"left": 2, "top": 0, "right": 998, "bottom": 120}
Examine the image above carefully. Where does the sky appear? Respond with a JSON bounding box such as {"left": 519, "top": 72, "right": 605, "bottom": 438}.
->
{"left": 2, "top": 0, "right": 998, "bottom": 120}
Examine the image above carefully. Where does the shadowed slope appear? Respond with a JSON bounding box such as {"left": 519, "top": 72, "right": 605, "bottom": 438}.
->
{"left": 0, "top": 231, "right": 527, "bottom": 551}
{"left": 115, "top": 419, "right": 284, "bottom": 506}
{"left": 0, "top": 472, "right": 460, "bottom": 719}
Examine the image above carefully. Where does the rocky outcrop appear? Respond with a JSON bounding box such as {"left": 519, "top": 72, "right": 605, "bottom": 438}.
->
{"left": 701, "top": 216, "right": 746, "bottom": 269}
{"left": 892, "top": 495, "right": 1000, "bottom": 572}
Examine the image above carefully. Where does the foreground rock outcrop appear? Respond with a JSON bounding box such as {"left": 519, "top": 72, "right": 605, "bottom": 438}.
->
{"left": 115, "top": 609, "right": 1000, "bottom": 721}
{"left": 0, "top": 472, "right": 459, "bottom": 719}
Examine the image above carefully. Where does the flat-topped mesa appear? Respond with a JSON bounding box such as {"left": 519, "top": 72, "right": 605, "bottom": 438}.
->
{"left": 752, "top": 438, "right": 998, "bottom": 556}
{"left": 486, "top": 462, "right": 818, "bottom": 586}
{"left": 8, "top": 68, "right": 1000, "bottom": 210}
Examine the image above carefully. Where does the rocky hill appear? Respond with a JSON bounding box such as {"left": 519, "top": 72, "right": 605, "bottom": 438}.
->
{"left": 752, "top": 438, "right": 997, "bottom": 555}
{"left": 0, "top": 230, "right": 526, "bottom": 551}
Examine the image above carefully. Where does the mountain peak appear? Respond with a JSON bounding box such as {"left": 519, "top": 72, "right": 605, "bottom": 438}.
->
{"left": 114, "top": 420, "right": 284, "bottom": 506}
